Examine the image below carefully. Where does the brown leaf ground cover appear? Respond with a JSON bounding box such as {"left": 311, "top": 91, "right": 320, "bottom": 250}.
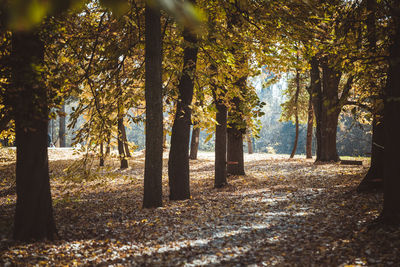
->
{"left": 1, "top": 148, "right": 399, "bottom": 266}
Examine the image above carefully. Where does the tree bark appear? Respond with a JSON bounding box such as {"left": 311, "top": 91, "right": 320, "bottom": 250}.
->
{"left": 306, "top": 94, "right": 313, "bottom": 159}
{"left": 117, "top": 74, "right": 129, "bottom": 168}
{"left": 189, "top": 126, "right": 200, "bottom": 160}
{"left": 168, "top": 6, "right": 198, "bottom": 200}
{"left": 357, "top": 115, "right": 384, "bottom": 192}
{"left": 208, "top": 13, "right": 227, "bottom": 188}
{"left": 246, "top": 133, "right": 253, "bottom": 154}
{"left": 105, "top": 131, "right": 111, "bottom": 156}
{"left": 380, "top": 16, "right": 400, "bottom": 224}
{"left": 10, "top": 31, "right": 57, "bottom": 241}
{"left": 143, "top": 3, "right": 163, "bottom": 208}
{"left": 100, "top": 141, "right": 105, "bottom": 167}
{"left": 227, "top": 95, "right": 245, "bottom": 175}
{"left": 309, "top": 57, "right": 341, "bottom": 162}
{"left": 59, "top": 104, "right": 66, "bottom": 147}
{"left": 309, "top": 57, "right": 322, "bottom": 160}
{"left": 50, "top": 117, "right": 55, "bottom": 146}
{"left": 226, "top": 10, "right": 246, "bottom": 175}
{"left": 227, "top": 125, "right": 245, "bottom": 175}
{"left": 319, "top": 61, "right": 341, "bottom": 162}
{"left": 214, "top": 97, "right": 228, "bottom": 187}
{"left": 121, "top": 122, "right": 131, "bottom": 157}
{"left": 366, "top": 0, "right": 377, "bottom": 50}
{"left": 357, "top": 0, "right": 383, "bottom": 192}
{"left": 162, "top": 127, "right": 167, "bottom": 150}
{"left": 290, "top": 69, "right": 300, "bottom": 159}
{"left": 118, "top": 117, "right": 128, "bottom": 169}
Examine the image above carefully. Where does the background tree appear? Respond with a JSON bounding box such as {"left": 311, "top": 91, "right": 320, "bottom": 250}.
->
{"left": 168, "top": 0, "right": 199, "bottom": 201}
{"left": 306, "top": 94, "right": 313, "bottom": 159}
{"left": 225, "top": 2, "right": 248, "bottom": 176}
{"left": 59, "top": 104, "right": 66, "bottom": 147}
{"left": 143, "top": 2, "right": 163, "bottom": 208}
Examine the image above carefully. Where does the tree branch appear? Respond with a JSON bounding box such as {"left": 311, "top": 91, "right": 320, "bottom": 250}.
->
{"left": 338, "top": 75, "right": 354, "bottom": 107}
{"left": 344, "top": 100, "right": 373, "bottom": 112}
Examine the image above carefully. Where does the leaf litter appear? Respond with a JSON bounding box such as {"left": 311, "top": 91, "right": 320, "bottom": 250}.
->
{"left": 1, "top": 148, "right": 399, "bottom": 266}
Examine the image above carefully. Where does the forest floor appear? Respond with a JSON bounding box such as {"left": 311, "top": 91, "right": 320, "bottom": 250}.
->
{"left": 1, "top": 148, "right": 399, "bottom": 266}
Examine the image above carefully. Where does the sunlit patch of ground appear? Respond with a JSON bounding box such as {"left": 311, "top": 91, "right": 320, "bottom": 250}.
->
{"left": 1, "top": 148, "right": 399, "bottom": 266}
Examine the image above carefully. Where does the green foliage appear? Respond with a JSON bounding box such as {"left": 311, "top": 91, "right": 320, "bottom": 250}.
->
{"left": 1, "top": 0, "right": 386, "bottom": 159}
{"left": 280, "top": 72, "right": 309, "bottom": 124}
{"left": 6, "top": 0, "right": 86, "bottom": 30}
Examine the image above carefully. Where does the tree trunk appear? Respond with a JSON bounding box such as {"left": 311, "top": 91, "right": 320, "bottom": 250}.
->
{"left": 118, "top": 117, "right": 128, "bottom": 169}
{"left": 59, "top": 104, "right": 66, "bottom": 147}
{"left": 105, "top": 131, "right": 111, "bottom": 156}
{"left": 309, "top": 57, "right": 341, "bottom": 162}
{"left": 226, "top": 11, "right": 246, "bottom": 175}
{"left": 168, "top": 8, "right": 198, "bottom": 200}
{"left": 189, "top": 126, "right": 200, "bottom": 160}
{"left": 121, "top": 122, "right": 131, "bottom": 157}
{"left": 162, "top": 127, "right": 167, "bottom": 149}
{"left": 246, "top": 133, "right": 253, "bottom": 154}
{"left": 208, "top": 13, "right": 227, "bottom": 188}
{"left": 380, "top": 18, "right": 400, "bottom": 224}
{"left": 318, "top": 112, "right": 340, "bottom": 162}
{"left": 357, "top": 115, "right": 384, "bottom": 192}
{"left": 100, "top": 141, "right": 104, "bottom": 167}
{"left": 366, "top": 0, "right": 377, "bottom": 50}
{"left": 357, "top": 0, "right": 383, "bottom": 192}
{"left": 50, "top": 117, "right": 54, "bottom": 146}
{"left": 143, "top": 3, "right": 163, "bottom": 208}
{"left": 290, "top": 69, "right": 301, "bottom": 159}
{"left": 10, "top": 31, "right": 57, "bottom": 241}
{"left": 227, "top": 126, "right": 245, "bottom": 175}
{"left": 306, "top": 94, "right": 313, "bottom": 159}
{"left": 214, "top": 98, "right": 227, "bottom": 187}
{"left": 117, "top": 75, "right": 129, "bottom": 168}
{"left": 290, "top": 114, "right": 299, "bottom": 159}
{"left": 227, "top": 95, "right": 245, "bottom": 175}
{"left": 309, "top": 57, "right": 323, "bottom": 160}
{"left": 319, "top": 61, "right": 341, "bottom": 162}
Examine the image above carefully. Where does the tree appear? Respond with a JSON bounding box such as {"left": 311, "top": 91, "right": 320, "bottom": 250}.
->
{"left": 226, "top": 7, "right": 247, "bottom": 176}
{"left": 317, "top": 58, "right": 342, "bottom": 162}
{"left": 380, "top": 1, "right": 400, "bottom": 224}
{"left": 280, "top": 49, "right": 310, "bottom": 159}
{"left": 227, "top": 98, "right": 245, "bottom": 175}
{"left": 59, "top": 103, "right": 66, "bottom": 147}
{"left": 10, "top": 30, "right": 57, "bottom": 241}
{"left": 357, "top": 115, "right": 383, "bottom": 191}
{"left": 189, "top": 126, "right": 200, "bottom": 159}
{"left": 1, "top": 0, "right": 92, "bottom": 241}
{"left": 246, "top": 132, "right": 253, "bottom": 154}
{"left": 253, "top": 0, "right": 358, "bottom": 162}
{"left": 168, "top": 0, "right": 199, "bottom": 200}
{"left": 214, "top": 89, "right": 228, "bottom": 187}
{"left": 289, "top": 68, "right": 300, "bottom": 159}
{"left": 207, "top": 9, "right": 228, "bottom": 187}
{"left": 306, "top": 94, "right": 313, "bottom": 159}
{"left": 117, "top": 103, "right": 129, "bottom": 169}
{"left": 356, "top": 0, "right": 384, "bottom": 192}
{"left": 307, "top": 55, "right": 354, "bottom": 162}
{"left": 143, "top": 2, "right": 163, "bottom": 208}
{"left": 189, "top": 86, "right": 205, "bottom": 160}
